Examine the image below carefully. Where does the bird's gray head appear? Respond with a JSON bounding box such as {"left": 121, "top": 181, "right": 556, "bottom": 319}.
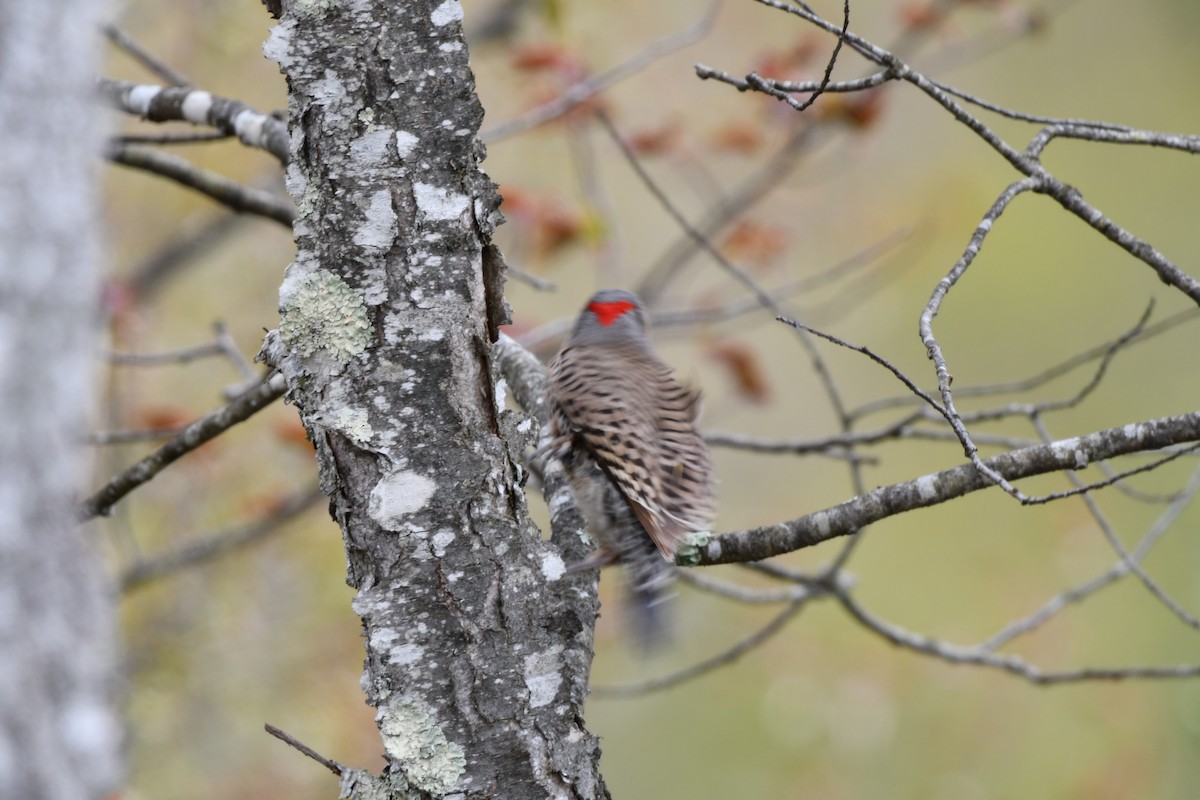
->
{"left": 569, "top": 289, "right": 649, "bottom": 345}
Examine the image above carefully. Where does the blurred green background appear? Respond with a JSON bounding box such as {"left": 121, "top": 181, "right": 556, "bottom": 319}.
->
{"left": 101, "top": 0, "right": 1200, "bottom": 798}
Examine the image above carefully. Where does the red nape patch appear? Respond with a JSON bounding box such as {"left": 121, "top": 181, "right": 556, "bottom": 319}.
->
{"left": 587, "top": 299, "right": 637, "bottom": 327}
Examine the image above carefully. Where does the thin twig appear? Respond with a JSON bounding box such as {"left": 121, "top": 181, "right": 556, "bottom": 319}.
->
{"left": 849, "top": 306, "right": 1199, "bottom": 421}
{"left": 213, "top": 321, "right": 260, "bottom": 381}
{"left": 1029, "top": 417, "right": 1200, "bottom": 629}
{"left": 834, "top": 585, "right": 1200, "bottom": 684}
{"left": 112, "top": 130, "right": 233, "bottom": 146}
{"left": 264, "top": 724, "right": 345, "bottom": 777}
{"left": 980, "top": 463, "right": 1200, "bottom": 651}
{"left": 677, "top": 569, "right": 810, "bottom": 603}
{"left": 480, "top": 0, "right": 722, "bottom": 143}
{"left": 87, "top": 428, "right": 187, "bottom": 446}
{"left": 592, "top": 597, "right": 810, "bottom": 697}
{"left": 102, "top": 23, "right": 191, "bottom": 87}
{"left": 106, "top": 143, "right": 295, "bottom": 226}
{"left": 104, "top": 342, "right": 225, "bottom": 366}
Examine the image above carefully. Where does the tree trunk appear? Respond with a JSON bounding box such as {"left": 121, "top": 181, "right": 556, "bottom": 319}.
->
{"left": 265, "top": 2, "right": 608, "bottom": 796}
{"left": 0, "top": 3, "right": 122, "bottom": 799}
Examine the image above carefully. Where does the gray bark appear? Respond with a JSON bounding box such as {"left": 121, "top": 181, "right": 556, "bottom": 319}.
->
{"left": 264, "top": 2, "right": 607, "bottom": 797}
{"left": 0, "top": 3, "right": 122, "bottom": 799}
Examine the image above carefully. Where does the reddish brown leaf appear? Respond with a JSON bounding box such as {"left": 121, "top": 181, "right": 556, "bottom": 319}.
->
{"left": 709, "top": 121, "right": 764, "bottom": 154}
{"left": 707, "top": 340, "right": 771, "bottom": 404}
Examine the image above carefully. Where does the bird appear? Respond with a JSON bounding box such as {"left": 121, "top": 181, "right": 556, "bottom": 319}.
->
{"left": 546, "top": 289, "right": 716, "bottom": 644}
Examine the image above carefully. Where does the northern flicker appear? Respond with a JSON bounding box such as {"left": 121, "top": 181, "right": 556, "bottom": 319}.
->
{"left": 547, "top": 289, "right": 716, "bottom": 643}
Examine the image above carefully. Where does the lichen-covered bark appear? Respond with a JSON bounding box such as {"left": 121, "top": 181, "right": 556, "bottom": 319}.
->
{"left": 0, "top": 3, "right": 122, "bottom": 798}
{"left": 264, "top": 2, "right": 607, "bottom": 797}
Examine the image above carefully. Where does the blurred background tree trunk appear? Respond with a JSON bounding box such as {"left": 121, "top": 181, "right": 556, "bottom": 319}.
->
{"left": 266, "top": 1, "right": 608, "bottom": 796}
{"left": 0, "top": 3, "right": 122, "bottom": 799}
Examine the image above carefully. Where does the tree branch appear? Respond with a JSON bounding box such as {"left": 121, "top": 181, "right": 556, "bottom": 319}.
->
{"left": 689, "top": 412, "right": 1200, "bottom": 566}
{"left": 106, "top": 143, "right": 295, "bottom": 226}
{"left": 97, "top": 76, "right": 289, "bottom": 163}
{"left": 79, "top": 373, "right": 286, "bottom": 520}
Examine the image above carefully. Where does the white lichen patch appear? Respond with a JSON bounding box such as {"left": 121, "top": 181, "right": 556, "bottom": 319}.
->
{"left": 262, "top": 19, "right": 294, "bottom": 67}
{"left": 354, "top": 189, "right": 398, "bottom": 253}
{"left": 390, "top": 642, "right": 424, "bottom": 666}
{"left": 180, "top": 91, "right": 213, "bottom": 124}
{"left": 413, "top": 182, "right": 469, "bottom": 221}
{"left": 494, "top": 378, "right": 508, "bottom": 413}
{"left": 351, "top": 584, "right": 392, "bottom": 617}
{"left": 378, "top": 698, "right": 465, "bottom": 795}
{"left": 333, "top": 406, "right": 373, "bottom": 444}
{"left": 279, "top": 270, "right": 371, "bottom": 360}
{"left": 232, "top": 109, "right": 267, "bottom": 149}
{"left": 431, "top": 0, "right": 463, "bottom": 26}
{"left": 395, "top": 130, "right": 419, "bottom": 159}
{"left": 1050, "top": 436, "right": 1082, "bottom": 463}
{"left": 361, "top": 267, "right": 388, "bottom": 306}
{"left": 431, "top": 529, "right": 455, "bottom": 556}
{"left": 294, "top": 0, "right": 339, "bottom": 17}
{"left": 311, "top": 72, "right": 348, "bottom": 109}
{"left": 523, "top": 646, "right": 563, "bottom": 708}
{"left": 369, "top": 469, "right": 437, "bottom": 530}
{"left": 128, "top": 84, "right": 161, "bottom": 115}
{"left": 369, "top": 626, "right": 400, "bottom": 650}
{"left": 540, "top": 551, "right": 565, "bottom": 581}
{"left": 350, "top": 127, "right": 395, "bottom": 167}
{"left": 915, "top": 474, "right": 938, "bottom": 502}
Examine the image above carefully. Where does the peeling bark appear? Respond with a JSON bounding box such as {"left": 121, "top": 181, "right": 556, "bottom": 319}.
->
{"left": 265, "top": 2, "right": 607, "bottom": 797}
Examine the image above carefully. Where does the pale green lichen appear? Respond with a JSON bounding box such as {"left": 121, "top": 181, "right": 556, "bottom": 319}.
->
{"left": 294, "top": 0, "right": 338, "bottom": 17}
{"left": 378, "top": 698, "right": 465, "bottom": 795}
{"left": 358, "top": 107, "right": 376, "bottom": 127}
{"left": 279, "top": 271, "right": 370, "bottom": 361}
{"left": 294, "top": 180, "right": 319, "bottom": 217}
{"left": 334, "top": 406, "right": 373, "bottom": 444}
{"left": 339, "top": 769, "right": 421, "bottom": 800}
{"left": 674, "top": 530, "right": 712, "bottom": 567}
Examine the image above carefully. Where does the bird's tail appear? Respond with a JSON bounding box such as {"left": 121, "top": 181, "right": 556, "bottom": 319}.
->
{"left": 613, "top": 511, "right": 676, "bottom": 650}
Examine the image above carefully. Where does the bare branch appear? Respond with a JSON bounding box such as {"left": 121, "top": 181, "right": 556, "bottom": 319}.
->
{"left": 980, "top": 464, "right": 1200, "bottom": 651}
{"left": 592, "top": 597, "right": 810, "bottom": 697}
{"left": 106, "top": 143, "right": 295, "bottom": 225}
{"left": 480, "top": 0, "right": 721, "bottom": 143}
{"left": 96, "top": 76, "right": 289, "bottom": 164}
{"left": 102, "top": 23, "right": 191, "bottom": 87}
{"left": 79, "top": 373, "right": 286, "bottom": 520}
{"left": 850, "top": 306, "right": 1200, "bottom": 421}
{"left": 1029, "top": 418, "right": 1200, "bottom": 629}
{"left": 689, "top": 412, "right": 1200, "bottom": 566}
{"left": 264, "top": 723, "right": 345, "bottom": 777}
{"left": 112, "top": 130, "right": 232, "bottom": 146}
{"left": 833, "top": 585, "right": 1200, "bottom": 685}
{"left": 103, "top": 342, "right": 225, "bottom": 366}
{"left": 677, "top": 569, "right": 811, "bottom": 604}
{"left": 86, "top": 428, "right": 185, "bottom": 446}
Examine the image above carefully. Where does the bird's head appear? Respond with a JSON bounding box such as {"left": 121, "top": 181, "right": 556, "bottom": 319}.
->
{"left": 569, "top": 289, "right": 649, "bottom": 345}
